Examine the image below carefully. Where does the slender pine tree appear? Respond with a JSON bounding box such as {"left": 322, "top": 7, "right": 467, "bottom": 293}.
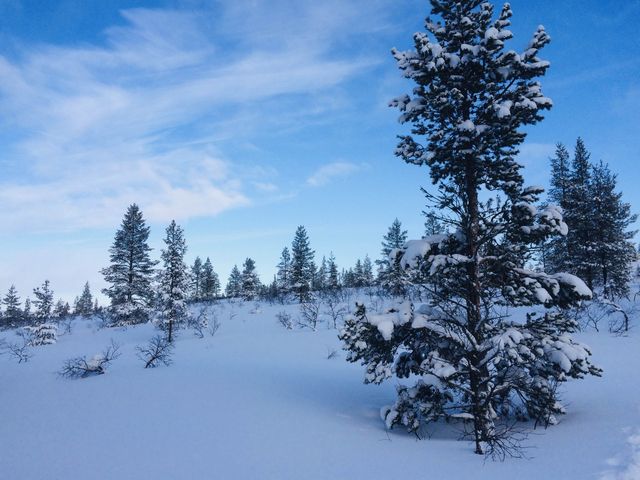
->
{"left": 157, "top": 220, "right": 189, "bottom": 342}
{"left": 240, "top": 258, "right": 261, "bottom": 300}
{"left": 75, "top": 282, "right": 94, "bottom": 317}
{"left": 376, "top": 219, "right": 408, "bottom": 296}
{"left": 2, "top": 285, "right": 21, "bottom": 328}
{"left": 327, "top": 252, "right": 340, "bottom": 290}
{"left": 564, "top": 138, "right": 595, "bottom": 288}
{"left": 190, "top": 257, "right": 204, "bottom": 302}
{"left": 544, "top": 143, "right": 572, "bottom": 272}
{"left": 226, "top": 265, "right": 243, "bottom": 298}
{"left": 32, "top": 280, "right": 54, "bottom": 323}
{"left": 276, "top": 247, "right": 293, "bottom": 294}
{"left": 589, "top": 161, "right": 637, "bottom": 299}
{"left": 290, "top": 226, "right": 315, "bottom": 301}
{"left": 201, "top": 257, "right": 221, "bottom": 301}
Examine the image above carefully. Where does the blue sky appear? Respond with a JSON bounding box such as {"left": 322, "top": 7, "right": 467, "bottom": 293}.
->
{"left": 0, "top": 0, "right": 638, "bottom": 303}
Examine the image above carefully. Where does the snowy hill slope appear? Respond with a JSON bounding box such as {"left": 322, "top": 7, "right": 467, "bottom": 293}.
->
{"left": 2, "top": 299, "right": 639, "bottom": 480}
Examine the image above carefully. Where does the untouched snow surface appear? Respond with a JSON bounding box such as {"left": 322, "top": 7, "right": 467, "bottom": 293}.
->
{"left": 2, "top": 299, "right": 640, "bottom": 480}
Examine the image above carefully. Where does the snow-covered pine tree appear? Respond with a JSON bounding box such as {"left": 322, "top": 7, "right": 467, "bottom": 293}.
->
{"left": 32, "top": 280, "right": 54, "bottom": 323}
{"left": 101, "top": 204, "right": 157, "bottom": 324}
{"left": 313, "top": 256, "right": 328, "bottom": 291}
{"left": 23, "top": 297, "right": 32, "bottom": 322}
{"left": 225, "top": 265, "right": 243, "bottom": 298}
{"left": 342, "top": 268, "right": 355, "bottom": 288}
{"left": 53, "top": 299, "right": 70, "bottom": 318}
{"left": 276, "top": 247, "right": 293, "bottom": 294}
{"left": 423, "top": 208, "right": 444, "bottom": 236}
{"left": 190, "top": 257, "right": 203, "bottom": 302}
{"left": 240, "top": 258, "right": 261, "bottom": 300}
{"left": 157, "top": 220, "right": 189, "bottom": 343}
{"left": 327, "top": 252, "right": 340, "bottom": 290}
{"left": 341, "top": 1, "right": 600, "bottom": 456}
{"left": 24, "top": 322, "right": 57, "bottom": 346}
{"left": 543, "top": 143, "right": 572, "bottom": 273}
{"left": 75, "top": 282, "right": 94, "bottom": 317}
{"left": 564, "top": 138, "right": 595, "bottom": 288}
{"left": 2, "top": 285, "right": 22, "bottom": 328}
{"left": 201, "top": 257, "right": 220, "bottom": 301}
{"left": 290, "top": 226, "right": 315, "bottom": 302}
{"left": 362, "top": 255, "right": 375, "bottom": 287}
{"left": 589, "top": 161, "right": 637, "bottom": 299}
{"left": 353, "top": 259, "right": 364, "bottom": 287}
{"left": 376, "top": 219, "right": 408, "bottom": 297}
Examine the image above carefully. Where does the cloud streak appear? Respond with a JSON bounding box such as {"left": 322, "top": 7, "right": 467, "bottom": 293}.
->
{"left": 0, "top": 1, "right": 384, "bottom": 233}
{"left": 307, "top": 162, "right": 364, "bottom": 187}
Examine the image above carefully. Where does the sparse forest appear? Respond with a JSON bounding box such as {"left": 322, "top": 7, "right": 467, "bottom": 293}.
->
{"left": 1, "top": 0, "right": 639, "bottom": 478}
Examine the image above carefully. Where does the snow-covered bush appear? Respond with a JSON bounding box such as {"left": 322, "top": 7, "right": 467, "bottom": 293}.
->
{"left": 59, "top": 341, "right": 121, "bottom": 379}
{"left": 23, "top": 323, "right": 57, "bottom": 346}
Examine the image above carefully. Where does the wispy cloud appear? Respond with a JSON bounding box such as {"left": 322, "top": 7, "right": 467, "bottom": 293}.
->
{"left": 306, "top": 162, "right": 364, "bottom": 187}
{"left": 0, "top": 1, "right": 385, "bottom": 233}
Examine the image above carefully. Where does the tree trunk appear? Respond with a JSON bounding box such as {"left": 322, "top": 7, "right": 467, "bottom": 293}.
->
{"left": 464, "top": 157, "right": 486, "bottom": 455}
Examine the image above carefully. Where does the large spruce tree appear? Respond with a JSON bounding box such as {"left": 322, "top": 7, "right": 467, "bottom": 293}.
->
{"left": 341, "top": 1, "right": 600, "bottom": 456}
{"left": 157, "top": 220, "right": 189, "bottom": 342}
{"left": 102, "top": 204, "right": 157, "bottom": 324}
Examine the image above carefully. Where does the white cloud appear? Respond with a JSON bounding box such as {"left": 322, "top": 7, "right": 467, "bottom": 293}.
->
{"left": 306, "top": 162, "right": 363, "bottom": 187}
{"left": 0, "top": 1, "right": 385, "bottom": 233}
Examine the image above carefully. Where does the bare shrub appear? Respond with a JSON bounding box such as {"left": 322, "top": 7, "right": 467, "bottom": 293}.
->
{"left": 276, "top": 310, "right": 293, "bottom": 330}
{"left": 326, "top": 347, "right": 339, "bottom": 360}
{"left": 59, "top": 340, "right": 121, "bottom": 378}
{"left": 297, "top": 296, "right": 321, "bottom": 331}
{"left": 189, "top": 307, "right": 208, "bottom": 339}
{"left": 137, "top": 335, "right": 174, "bottom": 368}
{"left": 209, "top": 316, "right": 221, "bottom": 336}
{"left": 323, "top": 297, "right": 347, "bottom": 329}
{"left": 1, "top": 335, "right": 33, "bottom": 364}
{"left": 58, "top": 317, "right": 74, "bottom": 336}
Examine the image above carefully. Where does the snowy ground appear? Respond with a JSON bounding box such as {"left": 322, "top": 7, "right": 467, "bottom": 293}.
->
{"left": 2, "top": 299, "right": 639, "bottom": 480}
